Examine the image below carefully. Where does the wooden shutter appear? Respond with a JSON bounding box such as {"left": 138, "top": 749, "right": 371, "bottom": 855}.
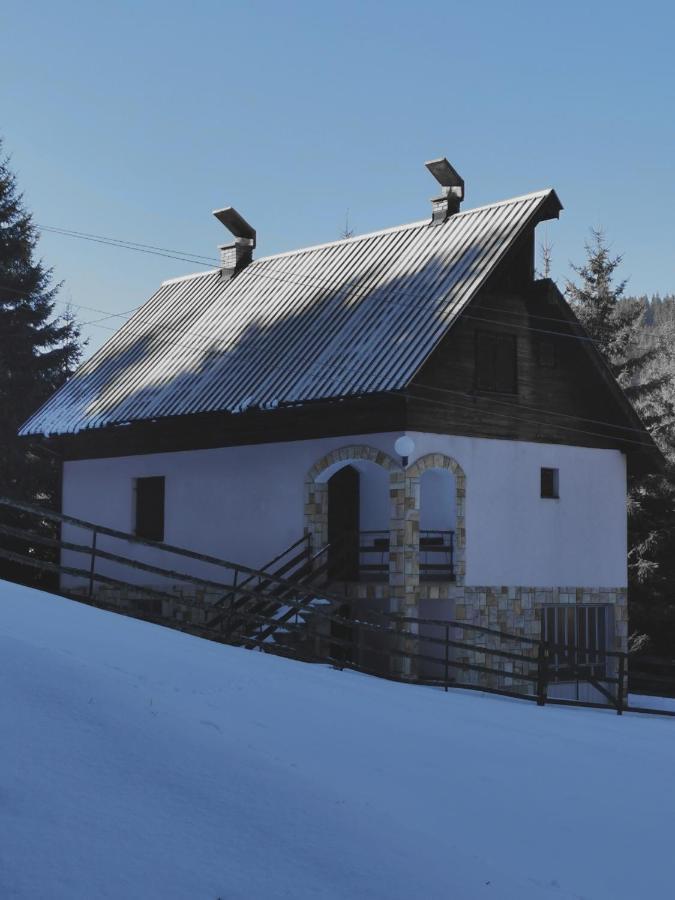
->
{"left": 540, "top": 467, "right": 559, "bottom": 499}
{"left": 475, "top": 331, "right": 517, "bottom": 393}
{"left": 475, "top": 331, "right": 496, "bottom": 390}
{"left": 135, "top": 476, "right": 165, "bottom": 541}
{"left": 494, "top": 334, "right": 517, "bottom": 392}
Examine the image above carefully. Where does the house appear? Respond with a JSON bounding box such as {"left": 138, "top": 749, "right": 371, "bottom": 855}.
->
{"left": 19, "top": 158, "right": 660, "bottom": 683}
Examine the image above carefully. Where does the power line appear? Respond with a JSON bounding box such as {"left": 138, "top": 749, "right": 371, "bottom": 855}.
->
{"left": 38, "top": 224, "right": 220, "bottom": 263}
{"left": 26, "top": 302, "right": 658, "bottom": 448}
{"left": 0, "top": 280, "right": 142, "bottom": 323}
{"left": 461, "top": 312, "right": 599, "bottom": 343}
{"left": 80, "top": 307, "right": 140, "bottom": 326}
{"left": 2, "top": 226, "right": 667, "bottom": 444}
{"left": 27, "top": 301, "right": 653, "bottom": 444}
{"left": 3, "top": 242, "right": 671, "bottom": 363}
{"left": 403, "top": 390, "right": 655, "bottom": 451}
{"left": 38, "top": 224, "right": 219, "bottom": 267}
{"left": 32, "top": 220, "right": 659, "bottom": 350}
{"left": 38, "top": 219, "right": 578, "bottom": 318}
{"left": 412, "top": 382, "right": 653, "bottom": 438}
{"left": 1, "top": 259, "right": 667, "bottom": 435}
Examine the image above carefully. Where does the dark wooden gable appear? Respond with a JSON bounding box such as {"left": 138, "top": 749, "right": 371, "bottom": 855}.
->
{"left": 405, "top": 231, "right": 660, "bottom": 474}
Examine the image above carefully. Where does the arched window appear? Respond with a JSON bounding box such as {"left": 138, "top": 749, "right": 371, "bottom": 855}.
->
{"left": 419, "top": 467, "right": 456, "bottom": 582}
{"left": 406, "top": 453, "right": 466, "bottom": 586}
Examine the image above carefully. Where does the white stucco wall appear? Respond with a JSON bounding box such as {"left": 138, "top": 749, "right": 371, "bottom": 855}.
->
{"left": 61, "top": 429, "right": 627, "bottom": 589}
{"left": 419, "top": 469, "right": 456, "bottom": 532}
{"left": 352, "top": 461, "right": 390, "bottom": 533}
{"left": 407, "top": 431, "right": 627, "bottom": 587}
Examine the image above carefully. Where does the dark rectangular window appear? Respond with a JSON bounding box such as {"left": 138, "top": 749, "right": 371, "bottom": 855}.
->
{"left": 540, "top": 467, "right": 559, "bottom": 499}
{"left": 475, "top": 331, "right": 517, "bottom": 393}
{"left": 135, "top": 476, "right": 165, "bottom": 541}
{"left": 542, "top": 605, "right": 608, "bottom": 680}
{"left": 536, "top": 338, "right": 557, "bottom": 368}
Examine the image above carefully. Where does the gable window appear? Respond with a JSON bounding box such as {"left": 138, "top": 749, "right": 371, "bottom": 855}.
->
{"left": 540, "top": 467, "right": 559, "bottom": 499}
{"left": 542, "top": 605, "right": 608, "bottom": 680}
{"left": 134, "top": 476, "right": 165, "bottom": 541}
{"left": 536, "top": 338, "right": 557, "bottom": 368}
{"left": 475, "top": 331, "right": 517, "bottom": 393}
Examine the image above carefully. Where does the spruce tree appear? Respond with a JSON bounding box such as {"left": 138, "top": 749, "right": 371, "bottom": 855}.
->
{"left": 566, "top": 229, "right": 663, "bottom": 399}
{"left": 0, "top": 141, "right": 83, "bottom": 582}
{"left": 567, "top": 230, "right": 675, "bottom": 656}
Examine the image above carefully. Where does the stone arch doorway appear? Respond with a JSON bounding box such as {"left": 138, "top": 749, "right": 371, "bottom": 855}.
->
{"left": 304, "top": 445, "right": 401, "bottom": 576}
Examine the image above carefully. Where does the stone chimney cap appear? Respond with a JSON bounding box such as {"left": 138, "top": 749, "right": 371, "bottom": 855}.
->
{"left": 213, "top": 207, "right": 256, "bottom": 247}
{"left": 425, "top": 158, "right": 464, "bottom": 223}
{"left": 425, "top": 158, "right": 464, "bottom": 200}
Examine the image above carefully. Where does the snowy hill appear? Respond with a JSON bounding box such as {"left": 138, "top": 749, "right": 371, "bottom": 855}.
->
{"left": 1, "top": 582, "right": 673, "bottom": 900}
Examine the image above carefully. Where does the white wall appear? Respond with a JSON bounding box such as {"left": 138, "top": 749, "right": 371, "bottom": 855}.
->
{"left": 61, "top": 429, "right": 627, "bottom": 590}
{"left": 355, "top": 461, "right": 390, "bottom": 532}
{"left": 419, "top": 469, "right": 456, "bottom": 532}
{"left": 408, "top": 431, "right": 627, "bottom": 587}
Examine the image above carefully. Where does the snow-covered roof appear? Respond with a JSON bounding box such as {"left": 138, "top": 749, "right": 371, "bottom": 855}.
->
{"left": 20, "top": 189, "right": 560, "bottom": 436}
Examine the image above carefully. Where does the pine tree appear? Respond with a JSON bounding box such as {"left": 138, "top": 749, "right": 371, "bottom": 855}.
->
{"left": 565, "top": 229, "right": 663, "bottom": 400}
{"left": 0, "top": 141, "right": 83, "bottom": 582}
{"left": 567, "top": 229, "right": 675, "bottom": 655}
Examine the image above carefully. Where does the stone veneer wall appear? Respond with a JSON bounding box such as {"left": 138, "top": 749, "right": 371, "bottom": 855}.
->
{"left": 334, "top": 581, "right": 627, "bottom": 690}
{"left": 340, "top": 581, "right": 628, "bottom": 649}
{"left": 447, "top": 585, "right": 627, "bottom": 649}
{"left": 73, "top": 584, "right": 226, "bottom": 627}
{"left": 417, "top": 583, "right": 627, "bottom": 693}
{"left": 82, "top": 577, "right": 627, "bottom": 698}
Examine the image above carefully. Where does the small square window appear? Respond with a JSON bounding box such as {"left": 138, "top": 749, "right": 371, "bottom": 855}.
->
{"left": 540, "top": 467, "right": 559, "bottom": 499}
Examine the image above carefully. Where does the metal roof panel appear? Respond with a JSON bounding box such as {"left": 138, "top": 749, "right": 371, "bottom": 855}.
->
{"left": 20, "top": 190, "right": 557, "bottom": 436}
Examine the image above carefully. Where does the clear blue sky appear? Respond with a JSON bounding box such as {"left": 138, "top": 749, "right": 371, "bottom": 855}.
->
{"left": 3, "top": 0, "right": 674, "bottom": 355}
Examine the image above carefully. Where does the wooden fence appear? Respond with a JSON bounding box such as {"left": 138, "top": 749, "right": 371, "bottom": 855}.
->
{"left": 0, "top": 496, "right": 673, "bottom": 718}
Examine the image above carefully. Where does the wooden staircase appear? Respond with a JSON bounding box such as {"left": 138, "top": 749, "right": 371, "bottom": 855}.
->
{"left": 0, "top": 496, "right": 344, "bottom": 655}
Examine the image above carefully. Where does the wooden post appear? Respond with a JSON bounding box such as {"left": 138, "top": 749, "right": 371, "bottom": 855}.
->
{"left": 536, "top": 642, "right": 548, "bottom": 707}
{"left": 444, "top": 624, "right": 450, "bottom": 692}
{"left": 88, "top": 527, "right": 98, "bottom": 599}
{"left": 617, "top": 653, "right": 626, "bottom": 715}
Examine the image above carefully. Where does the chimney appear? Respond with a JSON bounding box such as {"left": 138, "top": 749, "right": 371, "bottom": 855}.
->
{"left": 213, "top": 207, "right": 256, "bottom": 278}
{"left": 425, "top": 157, "right": 464, "bottom": 224}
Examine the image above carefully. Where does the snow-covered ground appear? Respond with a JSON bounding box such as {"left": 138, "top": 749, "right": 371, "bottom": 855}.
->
{"left": 1, "top": 582, "right": 674, "bottom": 900}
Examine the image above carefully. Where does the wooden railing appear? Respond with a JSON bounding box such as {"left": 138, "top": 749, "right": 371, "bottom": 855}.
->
{"left": 0, "top": 497, "right": 673, "bottom": 717}
{"left": 205, "top": 534, "right": 311, "bottom": 630}
{"left": 0, "top": 496, "right": 347, "bottom": 628}
{"left": 328, "top": 529, "right": 455, "bottom": 582}
{"left": 236, "top": 604, "right": 675, "bottom": 717}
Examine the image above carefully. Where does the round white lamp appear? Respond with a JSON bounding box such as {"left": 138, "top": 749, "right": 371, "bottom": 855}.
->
{"left": 394, "top": 435, "right": 415, "bottom": 466}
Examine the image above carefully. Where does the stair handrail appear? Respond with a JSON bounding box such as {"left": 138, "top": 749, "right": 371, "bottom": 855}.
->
{"left": 209, "top": 534, "right": 310, "bottom": 613}
{"left": 0, "top": 496, "right": 351, "bottom": 607}
{"left": 207, "top": 536, "right": 315, "bottom": 631}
